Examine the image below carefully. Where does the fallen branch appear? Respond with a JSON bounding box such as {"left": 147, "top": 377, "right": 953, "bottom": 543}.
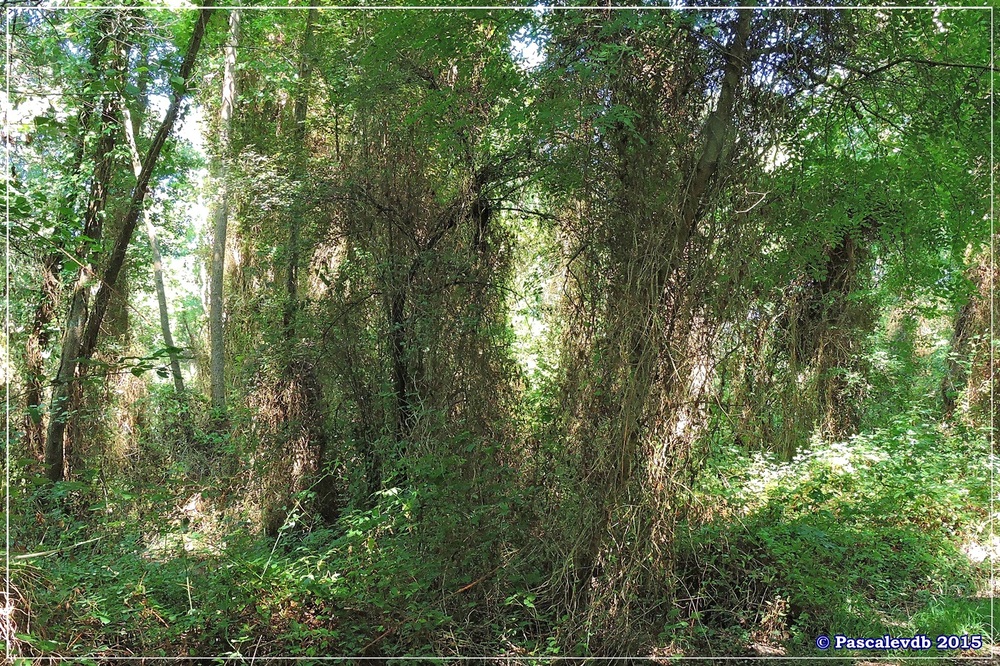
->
{"left": 15, "top": 536, "right": 103, "bottom": 561}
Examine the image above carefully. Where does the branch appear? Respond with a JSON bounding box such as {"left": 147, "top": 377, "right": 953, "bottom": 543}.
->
{"left": 15, "top": 536, "right": 103, "bottom": 561}
{"left": 853, "top": 57, "right": 998, "bottom": 79}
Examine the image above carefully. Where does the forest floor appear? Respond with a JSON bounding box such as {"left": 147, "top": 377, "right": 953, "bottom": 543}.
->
{"left": 11, "top": 408, "right": 994, "bottom": 663}
{"left": 675, "top": 408, "right": 993, "bottom": 662}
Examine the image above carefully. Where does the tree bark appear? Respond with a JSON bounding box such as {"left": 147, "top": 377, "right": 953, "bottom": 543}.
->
{"left": 209, "top": 8, "right": 239, "bottom": 418}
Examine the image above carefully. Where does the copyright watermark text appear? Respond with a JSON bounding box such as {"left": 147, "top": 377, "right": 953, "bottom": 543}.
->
{"left": 815, "top": 634, "right": 983, "bottom": 651}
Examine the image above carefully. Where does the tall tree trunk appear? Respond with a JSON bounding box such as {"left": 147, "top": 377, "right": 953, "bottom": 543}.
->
{"left": 80, "top": 4, "right": 216, "bottom": 362}
{"left": 283, "top": 7, "right": 317, "bottom": 337}
{"left": 43, "top": 5, "right": 215, "bottom": 482}
{"left": 149, "top": 226, "right": 186, "bottom": 395}
{"left": 24, "top": 13, "right": 112, "bottom": 461}
{"left": 209, "top": 8, "right": 239, "bottom": 419}
{"left": 24, "top": 254, "right": 59, "bottom": 460}
{"left": 571, "top": 9, "right": 753, "bottom": 603}
{"left": 285, "top": 8, "right": 339, "bottom": 522}
{"left": 122, "top": 107, "right": 186, "bottom": 396}
{"left": 671, "top": 9, "right": 752, "bottom": 288}
{"left": 44, "top": 76, "right": 122, "bottom": 482}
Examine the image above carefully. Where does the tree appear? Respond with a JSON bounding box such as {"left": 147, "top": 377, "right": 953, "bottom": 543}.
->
{"left": 122, "top": 106, "right": 186, "bottom": 398}
{"left": 209, "top": 8, "right": 239, "bottom": 420}
{"left": 45, "top": 3, "right": 215, "bottom": 481}
{"left": 22, "top": 10, "right": 113, "bottom": 462}
{"left": 44, "top": 12, "right": 126, "bottom": 481}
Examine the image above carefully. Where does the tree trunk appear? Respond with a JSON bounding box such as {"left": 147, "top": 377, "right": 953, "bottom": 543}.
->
{"left": 571, "top": 9, "right": 753, "bottom": 603}
{"left": 209, "top": 8, "right": 239, "bottom": 419}
{"left": 672, "top": 9, "right": 752, "bottom": 282}
{"left": 25, "top": 13, "right": 113, "bottom": 461}
{"left": 150, "top": 226, "right": 186, "bottom": 394}
{"left": 286, "top": 8, "right": 339, "bottom": 521}
{"left": 44, "top": 80, "right": 121, "bottom": 482}
{"left": 942, "top": 273, "right": 976, "bottom": 416}
{"left": 388, "top": 289, "right": 413, "bottom": 443}
{"left": 122, "top": 106, "right": 186, "bottom": 396}
{"left": 81, "top": 4, "right": 215, "bottom": 365}
{"left": 24, "top": 253, "right": 59, "bottom": 460}
{"left": 283, "top": 8, "right": 317, "bottom": 338}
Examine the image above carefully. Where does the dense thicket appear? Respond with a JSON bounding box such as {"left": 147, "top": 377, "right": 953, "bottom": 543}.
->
{"left": 3, "top": 4, "right": 994, "bottom": 662}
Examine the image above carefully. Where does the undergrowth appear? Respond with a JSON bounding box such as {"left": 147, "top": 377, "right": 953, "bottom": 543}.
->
{"left": 9, "top": 407, "right": 993, "bottom": 663}
{"left": 674, "top": 407, "right": 992, "bottom": 660}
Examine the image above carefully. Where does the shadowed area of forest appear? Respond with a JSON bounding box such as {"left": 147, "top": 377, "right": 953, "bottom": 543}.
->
{"left": 2, "top": 2, "right": 996, "bottom": 664}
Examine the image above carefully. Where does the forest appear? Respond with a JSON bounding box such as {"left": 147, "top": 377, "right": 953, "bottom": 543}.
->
{"left": 1, "top": 1, "right": 996, "bottom": 663}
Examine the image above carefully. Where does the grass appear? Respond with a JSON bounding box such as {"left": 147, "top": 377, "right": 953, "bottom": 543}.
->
{"left": 674, "top": 408, "right": 993, "bottom": 661}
